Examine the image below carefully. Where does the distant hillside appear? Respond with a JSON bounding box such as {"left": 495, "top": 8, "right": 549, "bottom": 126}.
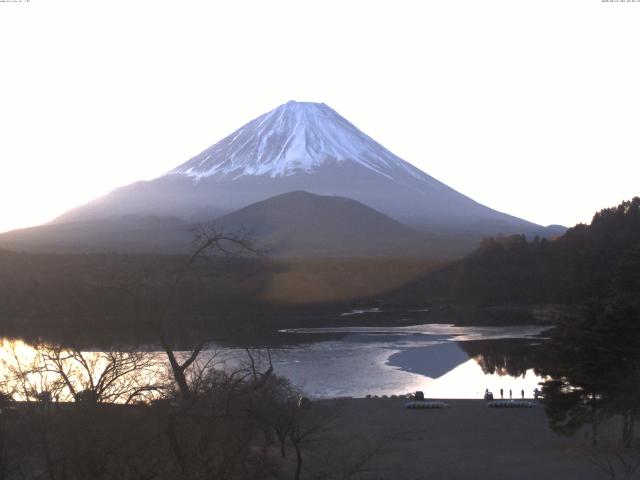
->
{"left": 0, "top": 191, "right": 483, "bottom": 259}
{"left": 217, "top": 191, "right": 427, "bottom": 257}
{"left": 0, "top": 216, "right": 193, "bottom": 254}
{"left": 393, "top": 197, "right": 640, "bottom": 306}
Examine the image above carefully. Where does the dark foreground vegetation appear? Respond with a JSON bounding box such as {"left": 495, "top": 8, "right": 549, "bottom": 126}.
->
{"left": 534, "top": 301, "right": 640, "bottom": 480}
{"left": 0, "top": 341, "right": 378, "bottom": 480}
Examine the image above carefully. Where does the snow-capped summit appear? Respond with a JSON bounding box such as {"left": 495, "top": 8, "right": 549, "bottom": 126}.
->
{"left": 169, "top": 101, "right": 424, "bottom": 182}
{"left": 53, "top": 101, "right": 541, "bottom": 237}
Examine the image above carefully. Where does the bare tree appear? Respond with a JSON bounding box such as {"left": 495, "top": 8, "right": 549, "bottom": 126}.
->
{"left": 111, "top": 222, "right": 261, "bottom": 405}
{"left": 585, "top": 420, "right": 640, "bottom": 480}
{"left": 287, "top": 402, "right": 339, "bottom": 480}
{"left": 37, "top": 344, "right": 166, "bottom": 404}
{"left": 159, "top": 337, "right": 207, "bottom": 405}
{"left": 159, "top": 348, "right": 282, "bottom": 480}
{"left": 126, "top": 223, "right": 277, "bottom": 479}
{"left": 0, "top": 340, "right": 66, "bottom": 402}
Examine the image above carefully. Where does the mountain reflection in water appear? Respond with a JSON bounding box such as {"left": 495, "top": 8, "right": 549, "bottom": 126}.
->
{"left": 0, "top": 324, "right": 549, "bottom": 400}
{"left": 275, "top": 324, "right": 548, "bottom": 398}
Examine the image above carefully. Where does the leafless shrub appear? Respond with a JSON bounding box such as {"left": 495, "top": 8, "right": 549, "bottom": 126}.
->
{"left": 585, "top": 420, "right": 640, "bottom": 480}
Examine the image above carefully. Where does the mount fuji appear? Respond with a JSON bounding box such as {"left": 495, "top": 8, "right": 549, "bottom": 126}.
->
{"left": 54, "top": 101, "right": 541, "bottom": 235}
{"left": 1, "top": 101, "right": 562, "bottom": 256}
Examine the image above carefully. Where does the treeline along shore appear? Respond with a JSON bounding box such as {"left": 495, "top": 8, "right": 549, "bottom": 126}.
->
{"left": 0, "top": 198, "right": 638, "bottom": 344}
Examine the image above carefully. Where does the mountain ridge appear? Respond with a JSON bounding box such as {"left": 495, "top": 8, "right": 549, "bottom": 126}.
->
{"left": 215, "top": 190, "right": 425, "bottom": 257}
{"left": 0, "top": 191, "right": 484, "bottom": 258}
{"left": 53, "top": 100, "right": 546, "bottom": 239}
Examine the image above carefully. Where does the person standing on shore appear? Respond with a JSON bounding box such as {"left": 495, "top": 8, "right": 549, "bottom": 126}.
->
{"left": 500, "top": 388, "right": 504, "bottom": 399}
{"left": 521, "top": 389, "right": 524, "bottom": 399}
{"left": 509, "top": 389, "right": 512, "bottom": 399}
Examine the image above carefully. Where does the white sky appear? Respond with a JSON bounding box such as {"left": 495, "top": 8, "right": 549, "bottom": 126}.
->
{"left": 1, "top": 0, "right": 639, "bottom": 233}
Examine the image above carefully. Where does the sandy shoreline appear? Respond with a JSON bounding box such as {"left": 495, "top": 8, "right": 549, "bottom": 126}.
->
{"left": 310, "top": 398, "right": 604, "bottom": 480}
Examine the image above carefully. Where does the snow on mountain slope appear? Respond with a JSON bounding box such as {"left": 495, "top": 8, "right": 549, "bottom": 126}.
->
{"left": 52, "top": 100, "right": 542, "bottom": 238}
{"left": 168, "top": 101, "right": 428, "bottom": 183}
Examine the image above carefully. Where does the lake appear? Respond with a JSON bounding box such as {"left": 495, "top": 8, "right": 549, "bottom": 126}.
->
{"left": 0, "top": 323, "right": 549, "bottom": 401}
{"left": 270, "top": 323, "right": 548, "bottom": 399}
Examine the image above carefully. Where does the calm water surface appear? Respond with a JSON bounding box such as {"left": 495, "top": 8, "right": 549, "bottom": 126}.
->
{"left": 269, "top": 323, "right": 548, "bottom": 399}
{"left": 0, "top": 323, "right": 549, "bottom": 400}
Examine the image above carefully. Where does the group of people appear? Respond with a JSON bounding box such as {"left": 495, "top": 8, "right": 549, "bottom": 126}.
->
{"left": 483, "top": 388, "right": 531, "bottom": 400}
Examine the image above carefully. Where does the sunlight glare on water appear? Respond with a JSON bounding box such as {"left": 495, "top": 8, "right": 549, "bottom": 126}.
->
{"left": 0, "top": 323, "right": 548, "bottom": 401}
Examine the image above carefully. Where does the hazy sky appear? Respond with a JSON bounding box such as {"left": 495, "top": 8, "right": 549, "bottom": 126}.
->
{"left": 1, "top": 0, "right": 639, "bottom": 233}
